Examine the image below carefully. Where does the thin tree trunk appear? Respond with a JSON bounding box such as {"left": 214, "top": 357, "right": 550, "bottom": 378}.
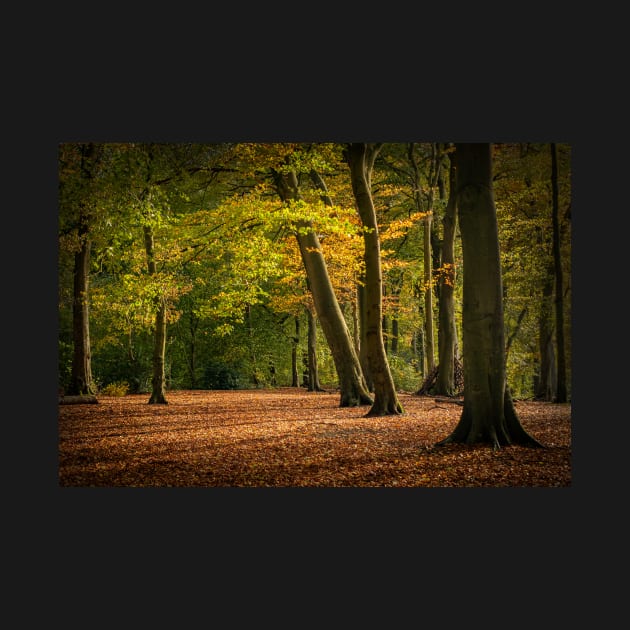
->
{"left": 551, "top": 143, "right": 567, "bottom": 403}
{"left": 357, "top": 278, "right": 373, "bottom": 391}
{"left": 409, "top": 143, "right": 440, "bottom": 374}
{"left": 188, "top": 310, "right": 199, "bottom": 389}
{"left": 144, "top": 225, "right": 168, "bottom": 404}
{"left": 69, "top": 218, "right": 95, "bottom": 396}
{"left": 351, "top": 291, "right": 360, "bottom": 357}
{"left": 291, "top": 315, "right": 300, "bottom": 387}
{"left": 391, "top": 316, "right": 399, "bottom": 355}
{"left": 347, "top": 143, "right": 403, "bottom": 416}
{"left": 68, "top": 144, "right": 97, "bottom": 397}
{"left": 306, "top": 306, "right": 324, "bottom": 391}
{"left": 382, "top": 284, "right": 389, "bottom": 354}
{"left": 434, "top": 148, "right": 458, "bottom": 396}
{"left": 505, "top": 306, "right": 528, "bottom": 359}
{"left": 535, "top": 236, "right": 555, "bottom": 400}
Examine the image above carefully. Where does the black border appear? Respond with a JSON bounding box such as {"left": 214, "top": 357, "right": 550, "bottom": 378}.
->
{"left": 27, "top": 25, "right": 602, "bottom": 612}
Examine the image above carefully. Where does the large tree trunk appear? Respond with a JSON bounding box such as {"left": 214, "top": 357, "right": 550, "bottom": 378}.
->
{"left": 436, "top": 143, "right": 542, "bottom": 449}
{"left": 144, "top": 225, "right": 168, "bottom": 404}
{"left": 551, "top": 143, "right": 568, "bottom": 403}
{"left": 273, "top": 170, "right": 372, "bottom": 407}
{"left": 434, "top": 147, "right": 458, "bottom": 396}
{"left": 347, "top": 143, "right": 403, "bottom": 416}
{"left": 68, "top": 144, "right": 97, "bottom": 397}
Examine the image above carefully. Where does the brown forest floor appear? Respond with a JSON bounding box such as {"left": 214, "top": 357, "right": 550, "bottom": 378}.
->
{"left": 58, "top": 388, "right": 571, "bottom": 487}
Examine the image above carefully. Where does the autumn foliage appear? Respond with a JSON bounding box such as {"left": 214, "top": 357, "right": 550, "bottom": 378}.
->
{"left": 59, "top": 388, "right": 571, "bottom": 487}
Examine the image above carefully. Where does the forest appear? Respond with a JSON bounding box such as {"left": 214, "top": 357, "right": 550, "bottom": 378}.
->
{"left": 58, "top": 142, "right": 571, "bottom": 486}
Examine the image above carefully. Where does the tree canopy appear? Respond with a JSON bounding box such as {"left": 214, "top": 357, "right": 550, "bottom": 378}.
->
{"left": 58, "top": 142, "right": 571, "bottom": 417}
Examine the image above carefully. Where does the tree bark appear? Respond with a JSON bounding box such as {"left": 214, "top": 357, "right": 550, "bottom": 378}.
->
{"left": 436, "top": 143, "right": 542, "bottom": 449}
{"left": 68, "top": 143, "right": 97, "bottom": 397}
{"left": 535, "top": 264, "right": 555, "bottom": 401}
{"left": 291, "top": 315, "right": 300, "bottom": 387}
{"left": 347, "top": 143, "right": 403, "bottom": 416}
{"left": 422, "top": 145, "right": 438, "bottom": 373}
{"left": 551, "top": 143, "right": 568, "bottom": 403}
{"left": 144, "top": 225, "right": 168, "bottom": 404}
{"left": 434, "top": 147, "right": 458, "bottom": 396}
{"left": 273, "top": 169, "right": 372, "bottom": 406}
{"left": 409, "top": 143, "right": 440, "bottom": 375}
{"left": 357, "top": 278, "right": 373, "bottom": 391}
{"left": 306, "top": 305, "right": 324, "bottom": 391}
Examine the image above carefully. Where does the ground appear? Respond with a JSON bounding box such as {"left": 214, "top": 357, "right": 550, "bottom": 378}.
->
{"left": 58, "top": 388, "right": 571, "bottom": 487}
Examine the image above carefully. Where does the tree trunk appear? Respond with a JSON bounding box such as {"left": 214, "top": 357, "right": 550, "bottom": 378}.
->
{"left": 391, "top": 315, "right": 399, "bottom": 355}
{"left": 436, "top": 143, "right": 542, "bottom": 449}
{"left": 69, "top": 222, "right": 96, "bottom": 396}
{"left": 382, "top": 284, "right": 389, "bottom": 354}
{"left": 187, "top": 310, "right": 199, "bottom": 389}
{"left": 291, "top": 315, "right": 300, "bottom": 387}
{"left": 306, "top": 305, "right": 324, "bottom": 391}
{"left": 347, "top": 143, "right": 403, "bottom": 416}
{"left": 351, "top": 291, "right": 360, "bottom": 357}
{"left": 68, "top": 144, "right": 97, "bottom": 397}
{"left": 273, "top": 170, "right": 372, "bottom": 406}
{"left": 551, "top": 143, "right": 568, "bottom": 403}
{"left": 144, "top": 225, "right": 168, "bottom": 404}
{"left": 409, "top": 143, "right": 440, "bottom": 375}
{"left": 535, "top": 266, "right": 554, "bottom": 401}
{"left": 357, "top": 278, "right": 373, "bottom": 391}
{"left": 434, "top": 147, "right": 458, "bottom": 396}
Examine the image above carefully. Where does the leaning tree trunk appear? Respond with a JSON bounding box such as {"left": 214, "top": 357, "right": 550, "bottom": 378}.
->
{"left": 144, "top": 225, "right": 168, "bottom": 404}
{"left": 434, "top": 147, "right": 458, "bottom": 396}
{"left": 436, "top": 143, "right": 542, "bottom": 449}
{"left": 347, "top": 143, "right": 403, "bottom": 416}
{"left": 273, "top": 169, "right": 372, "bottom": 407}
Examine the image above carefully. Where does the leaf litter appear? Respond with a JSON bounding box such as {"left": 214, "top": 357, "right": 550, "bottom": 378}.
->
{"left": 58, "top": 388, "right": 571, "bottom": 487}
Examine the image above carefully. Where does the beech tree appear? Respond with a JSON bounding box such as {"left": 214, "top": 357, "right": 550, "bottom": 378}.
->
{"left": 59, "top": 143, "right": 104, "bottom": 397}
{"left": 273, "top": 167, "right": 373, "bottom": 407}
{"left": 436, "top": 143, "right": 542, "bottom": 448}
{"left": 434, "top": 146, "right": 459, "bottom": 396}
{"left": 59, "top": 142, "right": 569, "bottom": 402}
{"left": 550, "top": 143, "right": 568, "bottom": 403}
{"left": 346, "top": 143, "right": 403, "bottom": 416}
